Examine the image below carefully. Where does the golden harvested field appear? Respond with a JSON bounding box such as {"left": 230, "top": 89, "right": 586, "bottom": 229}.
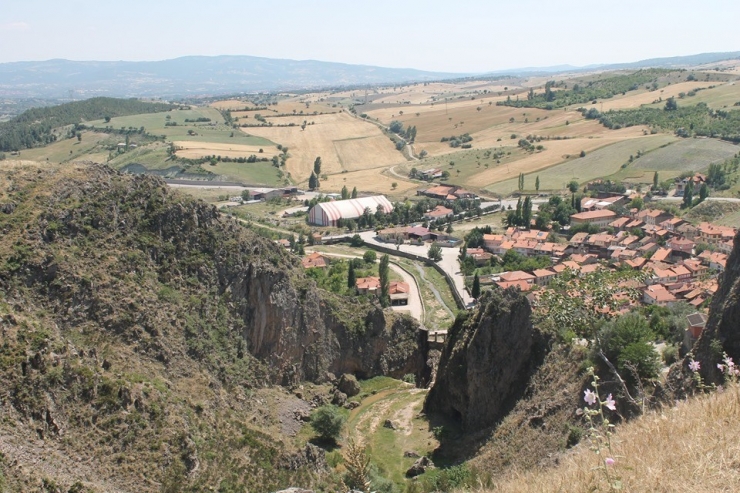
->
{"left": 173, "top": 140, "right": 280, "bottom": 159}
{"left": 210, "top": 99, "right": 248, "bottom": 110}
{"left": 318, "top": 167, "right": 417, "bottom": 196}
{"left": 242, "top": 112, "right": 403, "bottom": 184}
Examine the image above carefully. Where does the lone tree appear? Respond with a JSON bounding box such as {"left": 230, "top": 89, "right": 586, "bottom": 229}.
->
{"left": 341, "top": 185, "right": 349, "bottom": 199}
{"left": 699, "top": 182, "right": 709, "bottom": 203}
{"left": 309, "top": 171, "right": 319, "bottom": 190}
{"left": 347, "top": 261, "right": 356, "bottom": 290}
{"left": 683, "top": 180, "right": 694, "bottom": 209}
{"left": 240, "top": 190, "right": 251, "bottom": 202}
{"left": 518, "top": 173, "right": 525, "bottom": 191}
{"left": 310, "top": 405, "right": 345, "bottom": 443}
{"left": 379, "top": 254, "right": 390, "bottom": 307}
{"left": 522, "top": 196, "right": 533, "bottom": 228}
{"left": 351, "top": 187, "right": 358, "bottom": 199}
{"left": 472, "top": 273, "right": 481, "bottom": 299}
{"left": 428, "top": 244, "right": 443, "bottom": 262}
{"left": 535, "top": 175, "right": 540, "bottom": 192}
{"left": 653, "top": 171, "right": 659, "bottom": 190}
{"left": 314, "top": 156, "right": 322, "bottom": 176}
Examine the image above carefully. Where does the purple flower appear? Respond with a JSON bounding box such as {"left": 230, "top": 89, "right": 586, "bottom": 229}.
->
{"left": 584, "top": 389, "right": 597, "bottom": 406}
{"left": 605, "top": 457, "right": 616, "bottom": 466}
{"left": 604, "top": 394, "right": 616, "bottom": 411}
{"left": 689, "top": 360, "right": 701, "bottom": 372}
{"left": 718, "top": 363, "right": 726, "bottom": 373}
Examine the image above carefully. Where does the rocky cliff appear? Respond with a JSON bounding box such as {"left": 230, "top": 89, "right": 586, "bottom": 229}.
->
{"left": 0, "top": 163, "right": 423, "bottom": 492}
{"left": 679, "top": 230, "right": 740, "bottom": 384}
{"left": 424, "top": 288, "right": 536, "bottom": 431}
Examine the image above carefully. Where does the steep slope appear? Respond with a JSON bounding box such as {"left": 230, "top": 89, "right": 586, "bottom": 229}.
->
{"left": 0, "top": 163, "right": 423, "bottom": 492}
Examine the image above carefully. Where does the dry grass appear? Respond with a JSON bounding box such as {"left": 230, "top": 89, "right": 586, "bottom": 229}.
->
{"left": 476, "top": 385, "right": 740, "bottom": 493}
{"left": 318, "top": 167, "right": 417, "bottom": 196}
{"left": 243, "top": 112, "right": 403, "bottom": 184}
{"left": 173, "top": 140, "right": 280, "bottom": 159}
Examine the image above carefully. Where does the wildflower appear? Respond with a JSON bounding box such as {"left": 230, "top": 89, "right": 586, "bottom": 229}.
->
{"left": 604, "top": 394, "right": 616, "bottom": 411}
{"left": 584, "top": 389, "right": 597, "bottom": 406}
{"left": 718, "top": 363, "right": 726, "bottom": 373}
{"left": 605, "top": 457, "right": 616, "bottom": 466}
{"left": 688, "top": 360, "right": 700, "bottom": 372}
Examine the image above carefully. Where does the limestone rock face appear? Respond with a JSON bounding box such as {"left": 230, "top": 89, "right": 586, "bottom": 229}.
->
{"left": 424, "top": 288, "right": 534, "bottom": 431}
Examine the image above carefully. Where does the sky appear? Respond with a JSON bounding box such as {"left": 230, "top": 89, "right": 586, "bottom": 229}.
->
{"left": 1, "top": 0, "right": 739, "bottom": 73}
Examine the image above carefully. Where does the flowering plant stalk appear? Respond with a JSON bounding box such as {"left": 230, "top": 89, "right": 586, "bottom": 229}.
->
{"left": 580, "top": 367, "right": 622, "bottom": 491}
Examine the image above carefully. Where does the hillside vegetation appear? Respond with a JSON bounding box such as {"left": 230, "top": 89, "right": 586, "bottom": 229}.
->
{"left": 0, "top": 163, "right": 423, "bottom": 492}
{"left": 0, "top": 98, "right": 177, "bottom": 152}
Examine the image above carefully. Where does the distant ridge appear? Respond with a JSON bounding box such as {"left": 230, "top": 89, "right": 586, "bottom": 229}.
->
{"left": 0, "top": 55, "right": 465, "bottom": 98}
{"left": 483, "top": 51, "right": 740, "bottom": 76}
{"left": 0, "top": 51, "right": 738, "bottom": 99}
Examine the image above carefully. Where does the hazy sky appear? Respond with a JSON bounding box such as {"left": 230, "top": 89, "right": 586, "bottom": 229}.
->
{"left": 1, "top": 0, "right": 738, "bottom": 72}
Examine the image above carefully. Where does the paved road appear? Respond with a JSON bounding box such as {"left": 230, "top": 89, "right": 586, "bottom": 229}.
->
{"left": 356, "top": 230, "right": 475, "bottom": 308}
{"left": 307, "top": 250, "right": 423, "bottom": 322}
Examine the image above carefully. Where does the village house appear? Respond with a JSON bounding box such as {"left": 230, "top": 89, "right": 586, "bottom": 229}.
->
{"left": 643, "top": 284, "right": 677, "bottom": 306}
{"left": 570, "top": 209, "right": 617, "bottom": 227}
{"left": 675, "top": 173, "right": 707, "bottom": 196}
{"left": 423, "top": 205, "right": 454, "bottom": 221}
{"left": 302, "top": 252, "right": 329, "bottom": 269}
{"left": 684, "top": 312, "right": 708, "bottom": 349}
{"left": 355, "top": 276, "right": 381, "bottom": 295}
{"left": 638, "top": 209, "right": 673, "bottom": 226}
{"left": 466, "top": 248, "right": 494, "bottom": 266}
{"left": 389, "top": 281, "right": 410, "bottom": 305}
{"left": 533, "top": 268, "right": 557, "bottom": 286}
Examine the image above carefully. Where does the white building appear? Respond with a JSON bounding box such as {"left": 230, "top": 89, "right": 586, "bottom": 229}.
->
{"left": 308, "top": 196, "right": 393, "bottom": 226}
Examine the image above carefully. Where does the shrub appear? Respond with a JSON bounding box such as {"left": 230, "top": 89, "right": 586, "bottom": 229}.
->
{"left": 311, "top": 405, "right": 346, "bottom": 442}
{"left": 363, "top": 250, "right": 376, "bottom": 264}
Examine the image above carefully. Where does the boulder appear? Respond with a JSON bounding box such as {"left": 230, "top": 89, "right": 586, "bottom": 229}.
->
{"left": 406, "top": 456, "right": 434, "bottom": 477}
{"left": 337, "top": 373, "right": 361, "bottom": 397}
{"left": 332, "top": 390, "right": 347, "bottom": 406}
{"left": 383, "top": 419, "right": 398, "bottom": 430}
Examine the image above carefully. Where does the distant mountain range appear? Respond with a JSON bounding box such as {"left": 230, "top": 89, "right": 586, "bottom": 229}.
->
{"left": 0, "top": 51, "right": 738, "bottom": 99}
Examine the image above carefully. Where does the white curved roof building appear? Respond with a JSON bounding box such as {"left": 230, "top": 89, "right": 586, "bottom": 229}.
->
{"left": 309, "top": 196, "right": 393, "bottom": 226}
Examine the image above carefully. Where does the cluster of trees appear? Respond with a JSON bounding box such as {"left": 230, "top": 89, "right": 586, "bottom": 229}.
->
{"left": 707, "top": 154, "right": 740, "bottom": 190}
{"left": 340, "top": 185, "right": 359, "bottom": 200}
{"left": 327, "top": 197, "right": 485, "bottom": 233}
{"left": 681, "top": 179, "right": 710, "bottom": 209}
{"left": 408, "top": 167, "right": 450, "bottom": 181}
{"left": 205, "top": 154, "right": 269, "bottom": 164}
{"left": 504, "top": 196, "right": 533, "bottom": 227}
{"left": 184, "top": 117, "right": 212, "bottom": 123}
{"left": 582, "top": 103, "right": 740, "bottom": 143}
{"left": 309, "top": 157, "right": 322, "bottom": 190}
{"left": 0, "top": 97, "right": 176, "bottom": 152}
{"left": 440, "top": 133, "right": 473, "bottom": 148}
{"left": 533, "top": 194, "right": 580, "bottom": 229}
{"left": 498, "top": 69, "right": 672, "bottom": 110}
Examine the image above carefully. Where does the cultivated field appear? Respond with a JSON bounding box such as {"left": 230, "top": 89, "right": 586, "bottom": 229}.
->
{"left": 318, "top": 166, "right": 417, "bottom": 196}
{"left": 242, "top": 111, "right": 404, "bottom": 184}
{"left": 632, "top": 137, "right": 739, "bottom": 172}
{"left": 173, "top": 140, "right": 280, "bottom": 159}
{"left": 485, "top": 134, "right": 678, "bottom": 193}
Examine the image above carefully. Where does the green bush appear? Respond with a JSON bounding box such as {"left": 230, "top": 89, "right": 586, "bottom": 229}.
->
{"left": 310, "top": 405, "right": 346, "bottom": 443}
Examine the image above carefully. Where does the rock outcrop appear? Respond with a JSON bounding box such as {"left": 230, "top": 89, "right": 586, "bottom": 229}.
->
{"left": 424, "top": 288, "right": 535, "bottom": 431}
{"left": 678, "top": 230, "right": 740, "bottom": 385}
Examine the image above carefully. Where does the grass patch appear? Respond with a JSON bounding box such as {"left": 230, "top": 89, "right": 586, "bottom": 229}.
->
{"left": 631, "top": 137, "right": 738, "bottom": 172}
